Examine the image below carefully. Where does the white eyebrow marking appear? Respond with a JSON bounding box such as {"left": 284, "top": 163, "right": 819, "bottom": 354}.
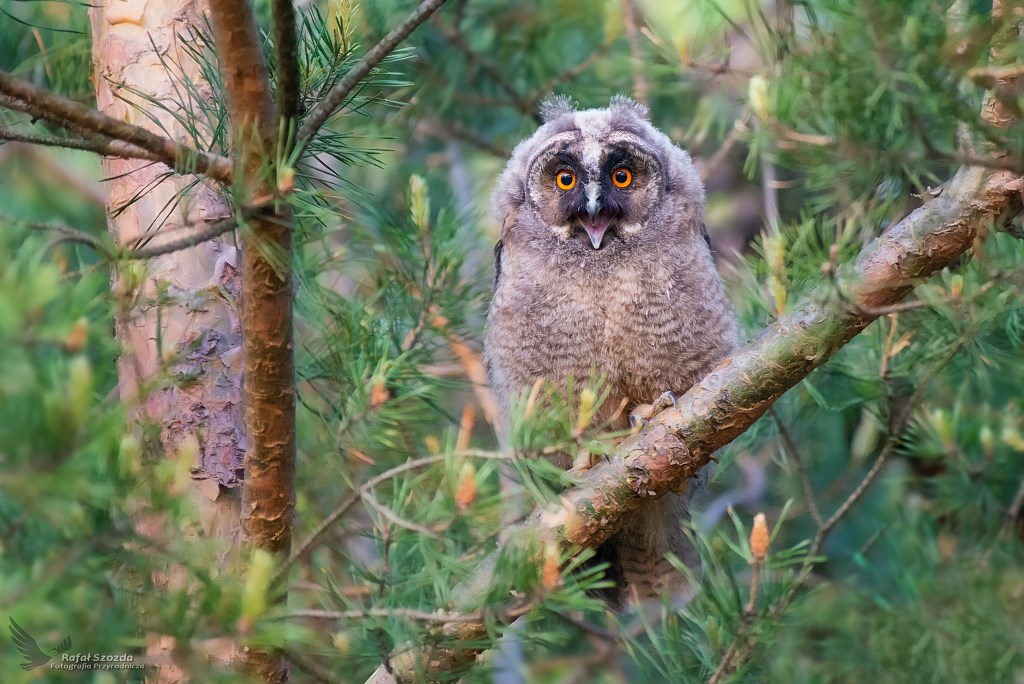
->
{"left": 585, "top": 181, "right": 600, "bottom": 215}
{"left": 581, "top": 138, "right": 602, "bottom": 174}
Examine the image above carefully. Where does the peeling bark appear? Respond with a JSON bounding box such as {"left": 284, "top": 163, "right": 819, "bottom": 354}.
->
{"left": 89, "top": 0, "right": 245, "bottom": 680}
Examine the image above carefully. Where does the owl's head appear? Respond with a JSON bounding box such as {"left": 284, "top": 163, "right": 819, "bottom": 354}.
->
{"left": 495, "top": 95, "right": 705, "bottom": 255}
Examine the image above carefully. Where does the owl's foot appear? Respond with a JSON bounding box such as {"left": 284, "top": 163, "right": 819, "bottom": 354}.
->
{"left": 572, "top": 448, "right": 603, "bottom": 471}
{"left": 629, "top": 391, "right": 677, "bottom": 430}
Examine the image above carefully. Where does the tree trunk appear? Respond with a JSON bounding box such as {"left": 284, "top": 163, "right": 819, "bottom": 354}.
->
{"left": 205, "top": 0, "right": 296, "bottom": 680}
{"left": 89, "top": 0, "right": 245, "bottom": 678}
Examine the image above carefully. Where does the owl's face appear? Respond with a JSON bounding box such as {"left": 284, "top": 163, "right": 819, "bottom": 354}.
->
{"left": 495, "top": 95, "right": 705, "bottom": 256}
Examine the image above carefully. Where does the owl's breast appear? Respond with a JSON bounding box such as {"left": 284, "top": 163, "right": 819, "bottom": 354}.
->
{"left": 486, "top": 265, "right": 610, "bottom": 390}
{"left": 485, "top": 248, "right": 735, "bottom": 422}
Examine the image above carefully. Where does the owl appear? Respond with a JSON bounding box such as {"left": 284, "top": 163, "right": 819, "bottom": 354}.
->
{"left": 484, "top": 95, "right": 740, "bottom": 608}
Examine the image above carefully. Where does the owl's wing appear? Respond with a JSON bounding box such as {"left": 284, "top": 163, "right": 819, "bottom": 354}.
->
{"left": 699, "top": 221, "right": 712, "bottom": 250}
{"left": 492, "top": 239, "right": 504, "bottom": 292}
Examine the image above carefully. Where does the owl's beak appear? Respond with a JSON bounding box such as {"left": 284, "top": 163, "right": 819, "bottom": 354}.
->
{"left": 581, "top": 186, "right": 612, "bottom": 248}
{"left": 583, "top": 224, "right": 608, "bottom": 249}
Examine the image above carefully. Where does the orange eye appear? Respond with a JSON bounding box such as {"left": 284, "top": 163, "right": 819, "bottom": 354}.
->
{"left": 555, "top": 169, "right": 576, "bottom": 191}
{"left": 612, "top": 167, "right": 632, "bottom": 188}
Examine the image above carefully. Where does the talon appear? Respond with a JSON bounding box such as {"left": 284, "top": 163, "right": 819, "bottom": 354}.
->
{"left": 630, "top": 414, "right": 646, "bottom": 430}
{"left": 654, "top": 391, "right": 676, "bottom": 410}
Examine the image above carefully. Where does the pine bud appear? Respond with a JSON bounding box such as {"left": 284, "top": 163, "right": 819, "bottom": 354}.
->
{"left": 1001, "top": 425, "right": 1024, "bottom": 452}
{"left": 239, "top": 549, "right": 275, "bottom": 633}
{"left": 454, "top": 461, "right": 477, "bottom": 510}
{"left": 541, "top": 540, "right": 561, "bottom": 591}
{"left": 119, "top": 434, "right": 142, "bottom": 478}
{"left": 409, "top": 174, "right": 431, "bottom": 235}
{"left": 575, "top": 388, "right": 596, "bottom": 437}
{"left": 979, "top": 425, "right": 994, "bottom": 458}
{"left": 750, "top": 513, "right": 770, "bottom": 562}
{"left": 949, "top": 274, "right": 964, "bottom": 300}
{"left": 369, "top": 376, "right": 389, "bottom": 407}
{"left": 277, "top": 164, "right": 295, "bottom": 194}
{"left": 64, "top": 318, "right": 88, "bottom": 353}
{"left": 332, "top": 631, "right": 351, "bottom": 655}
{"left": 67, "top": 355, "right": 93, "bottom": 430}
{"left": 524, "top": 378, "right": 543, "bottom": 419}
{"left": 748, "top": 75, "right": 773, "bottom": 122}
{"left": 930, "top": 408, "right": 954, "bottom": 446}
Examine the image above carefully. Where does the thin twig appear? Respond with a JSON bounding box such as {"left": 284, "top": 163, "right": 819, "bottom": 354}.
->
{"left": 0, "top": 71, "right": 233, "bottom": 183}
{"left": 360, "top": 488, "right": 441, "bottom": 538}
{"left": 432, "top": 16, "right": 538, "bottom": 121}
{"left": 10, "top": 216, "right": 113, "bottom": 259}
{"left": 698, "top": 113, "right": 750, "bottom": 183}
{"left": 121, "top": 214, "right": 239, "bottom": 260}
{"left": 274, "top": 450, "right": 514, "bottom": 584}
{"left": 622, "top": 0, "right": 649, "bottom": 106}
{"left": 0, "top": 129, "right": 162, "bottom": 162}
{"left": 1002, "top": 477, "right": 1024, "bottom": 538}
{"left": 297, "top": 0, "right": 447, "bottom": 150}
{"left": 709, "top": 435, "right": 901, "bottom": 683}
{"left": 770, "top": 408, "right": 824, "bottom": 528}
{"left": 524, "top": 43, "right": 612, "bottom": 108}
{"left": 279, "top": 601, "right": 536, "bottom": 625}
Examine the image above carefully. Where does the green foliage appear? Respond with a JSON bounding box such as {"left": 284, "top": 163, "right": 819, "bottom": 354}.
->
{"left": 1, "top": 0, "right": 1023, "bottom": 682}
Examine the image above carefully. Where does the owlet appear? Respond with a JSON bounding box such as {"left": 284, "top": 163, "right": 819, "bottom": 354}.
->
{"left": 484, "top": 95, "right": 739, "bottom": 608}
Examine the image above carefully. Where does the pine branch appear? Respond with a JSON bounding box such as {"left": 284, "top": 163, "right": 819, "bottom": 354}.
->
{"left": 296, "top": 0, "right": 447, "bottom": 151}
{"left": 363, "top": 152, "right": 1024, "bottom": 684}
{"left": 0, "top": 71, "right": 234, "bottom": 183}
{"left": 122, "top": 214, "right": 240, "bottom": 260}
{"left": 0, "top": 129, "right": 163, "bottom": 163}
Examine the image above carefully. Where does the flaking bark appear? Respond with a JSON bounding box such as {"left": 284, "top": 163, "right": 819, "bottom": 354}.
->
{"left": 88, "top": 0, "right": 245, "bottom": 678}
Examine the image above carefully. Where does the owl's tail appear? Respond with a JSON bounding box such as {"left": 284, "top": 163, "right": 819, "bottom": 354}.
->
{"left": 587, "top": 491, "right": 704, "bottom": 610}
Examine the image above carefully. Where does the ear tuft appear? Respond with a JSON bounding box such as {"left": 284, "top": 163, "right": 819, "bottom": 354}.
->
{"left": 608, "top": 94, "right": 650, "bottom": 121}
{"left": 538, "top": 94, "right": 577, "bottom": 123}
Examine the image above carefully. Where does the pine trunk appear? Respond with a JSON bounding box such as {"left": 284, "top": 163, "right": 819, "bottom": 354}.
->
{"left": 89, "top": 0, "right": 245, "bottom": 678}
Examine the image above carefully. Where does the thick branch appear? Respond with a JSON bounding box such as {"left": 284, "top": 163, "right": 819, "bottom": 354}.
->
{"left": 0, "top": 71, "right": 233, "bottom": 183}
{"left": 368, "top": 161, "right": 1023, "bottom": 683}
{"left": 296, "top": 0, "right": 447, "bottom": 150}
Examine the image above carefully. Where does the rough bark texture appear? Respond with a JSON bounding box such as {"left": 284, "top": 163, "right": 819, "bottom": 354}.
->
{"left": 367, "top": 163, "right": 1023, "bottom": 683}
{"left": 205, "top": 0, "right": 296, "bottom": 681}
{"left": 89, "top": 0, "right": 245, "bottom": 679}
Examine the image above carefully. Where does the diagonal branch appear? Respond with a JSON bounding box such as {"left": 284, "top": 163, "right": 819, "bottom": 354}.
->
{"left": 431, "top": 16, "right": 539, "bottom": 121}
{"left": 296, "top": 0, "right": 447, "bottom": 151}
{"left": 365, "top": 157, "right": 1024, "bottom": 684}
{"left": 0, "top": 71, "right": 234, "bottom": 183}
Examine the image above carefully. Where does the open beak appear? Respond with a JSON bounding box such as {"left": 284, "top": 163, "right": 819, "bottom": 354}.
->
{"left": 583, "top": 187, "right": 611, "bottom": 249}
{"left": 583, "top": 224, "right": 608, "bottom": 249}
